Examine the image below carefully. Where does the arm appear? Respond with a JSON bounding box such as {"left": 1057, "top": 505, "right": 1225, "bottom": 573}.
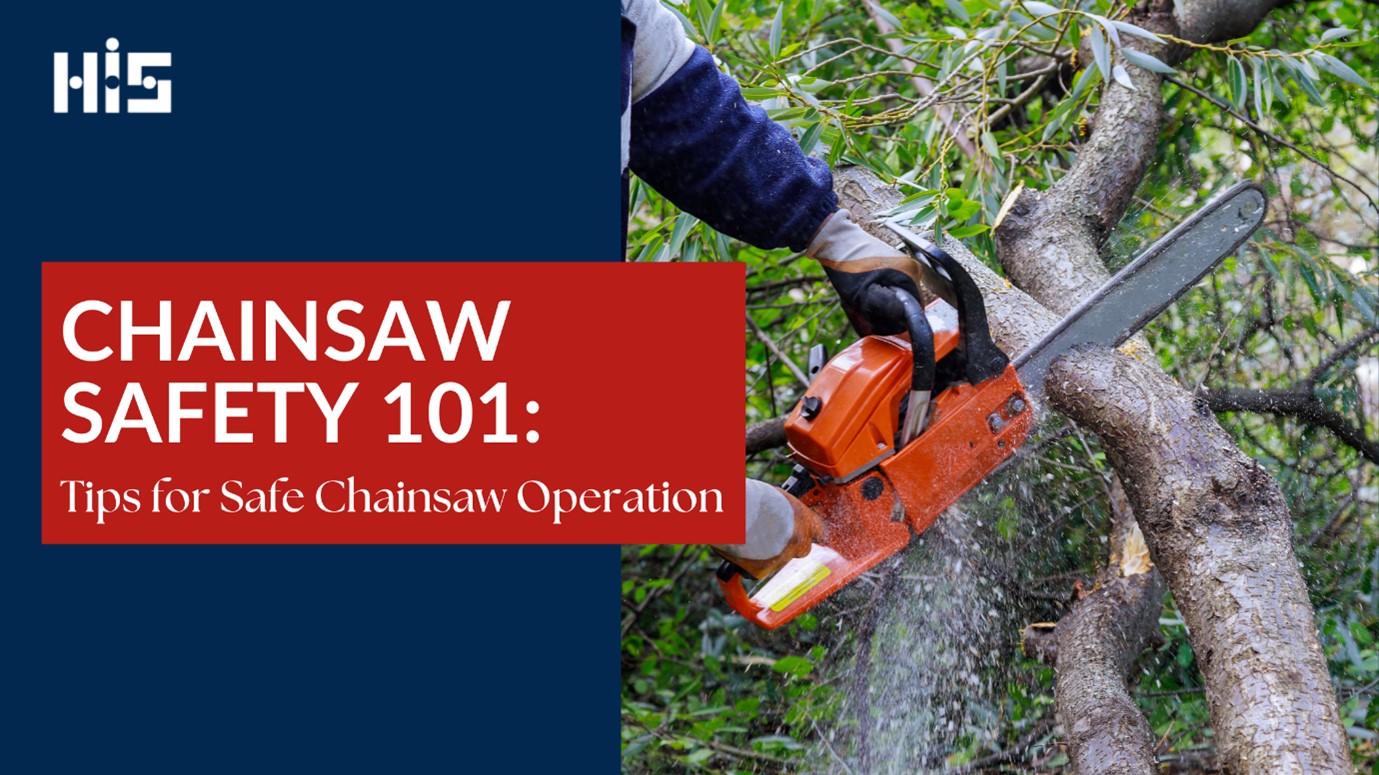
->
{"left": 625, "top": 3, "right": 934, "bottom": 335}
{"left": 625, "top": 0, "right": 835, "bottom": 251}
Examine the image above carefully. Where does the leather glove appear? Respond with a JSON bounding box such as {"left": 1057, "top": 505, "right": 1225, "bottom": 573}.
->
{"left": 713, "top": 479, "right": 826, "bottom": 579}
{"left": 807, "top": 209, "right": 933, "bottom": 336}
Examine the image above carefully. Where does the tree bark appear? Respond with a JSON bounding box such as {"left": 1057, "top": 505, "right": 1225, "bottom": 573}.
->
{"left": 1048, "top": 350, "right": 1349, "bottom": 771}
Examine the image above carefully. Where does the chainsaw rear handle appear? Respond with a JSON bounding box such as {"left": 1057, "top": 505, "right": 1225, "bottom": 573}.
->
{"left": 863, "top": 285, "right": 935, "bottom": 397}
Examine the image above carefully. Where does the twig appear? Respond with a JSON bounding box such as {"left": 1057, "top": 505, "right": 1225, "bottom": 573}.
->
{"left": 949, "top": 717, "right": 1055, "bottom": 774}
{"left": 621, "top": 546, "right": 696, "bottom": 638}
{"left": 811, "top": 718, "right": 856, "bottom": 775}
{"left": 1203, "top": 387, "right": 1379, "bottom": 465}
{"left": 863, "top": 0, "right": 981, "bottom": 159}
{"left": 1306, "top": 324, "right": 1379, "bottom": 387}
{"left": 695, "top": 737, "right": 792, "bottom": 766}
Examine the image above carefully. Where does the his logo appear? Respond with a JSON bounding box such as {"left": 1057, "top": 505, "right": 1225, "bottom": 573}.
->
{"left": 54, "top": 38, "right": 171, "bottom": 114}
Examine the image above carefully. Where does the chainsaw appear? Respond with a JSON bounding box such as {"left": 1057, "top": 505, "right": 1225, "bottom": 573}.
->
{"left": 720, "top": 181, "right": 1267, "bottom": 629}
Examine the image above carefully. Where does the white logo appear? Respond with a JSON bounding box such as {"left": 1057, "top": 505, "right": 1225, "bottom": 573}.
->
{"left": 54, "top": 38, "right": 171, "bottom": 114}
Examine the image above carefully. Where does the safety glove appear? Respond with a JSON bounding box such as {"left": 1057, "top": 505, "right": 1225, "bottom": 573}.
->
{"left": 712, "top": 479, "right": 826, "bottom": 579}
{"left": 807, "top": 209, "right": 939, "bottom": 336}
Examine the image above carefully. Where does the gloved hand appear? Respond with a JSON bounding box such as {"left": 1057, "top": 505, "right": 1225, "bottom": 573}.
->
{"left": 807, "top": 209, "right": 933, "bottom": 336}
{"left": 713, "top": 479, "right": 826, "bottom": 579}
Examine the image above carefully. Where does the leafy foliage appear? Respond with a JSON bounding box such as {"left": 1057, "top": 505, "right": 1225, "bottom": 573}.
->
{"left": 624, "top": 0, "right": 1377, "bottom": 770}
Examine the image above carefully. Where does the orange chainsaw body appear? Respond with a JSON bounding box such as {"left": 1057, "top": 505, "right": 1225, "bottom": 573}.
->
{"left": 720, "top": 300, "right": 1033, "bottom": 630}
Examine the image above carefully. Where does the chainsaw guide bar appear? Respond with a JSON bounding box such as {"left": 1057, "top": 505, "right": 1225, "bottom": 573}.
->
{"left": 1011, "top": 181, "right": 1267, "bottom": 392}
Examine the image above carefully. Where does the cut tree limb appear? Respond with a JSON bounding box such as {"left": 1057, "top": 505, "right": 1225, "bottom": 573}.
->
{"left": 1022, "top": 570, "right": 1166, "bottom": 775}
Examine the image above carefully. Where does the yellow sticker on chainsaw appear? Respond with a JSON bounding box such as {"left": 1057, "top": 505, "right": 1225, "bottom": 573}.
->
{"left": 768, "top": 564, "right": 831, "bottom": 612}
{"left": 750, "top": 546, "right": 841, "bottom": 613}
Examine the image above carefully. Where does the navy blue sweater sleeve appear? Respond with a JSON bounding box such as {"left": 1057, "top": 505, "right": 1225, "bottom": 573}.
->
{"left": 628, "top": 47, "right": 838, "bottom": 252}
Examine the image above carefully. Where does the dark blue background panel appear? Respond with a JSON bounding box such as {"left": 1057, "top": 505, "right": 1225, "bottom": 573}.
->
{"left": 5, "top": 3, "right": 619, "bottom": 773}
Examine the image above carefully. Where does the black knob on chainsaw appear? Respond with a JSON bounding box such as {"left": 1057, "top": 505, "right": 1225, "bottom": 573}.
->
{"left": 801, "top": 395, "right": 823, "bottom": 419}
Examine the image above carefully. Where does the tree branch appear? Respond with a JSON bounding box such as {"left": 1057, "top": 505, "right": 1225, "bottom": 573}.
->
{"left": 1048, "top": 349, "right": 1350, "bottom": 772}
{"left": 1028, "top": 571, "right": 1166, "bottom": 775}
{"left": 1307, "top": 324, "right": 1379, "bottom": 387}
{"left": 745, "top": 416, "right": 787, "bottom": 455}
{"left": 1203, "top": 386, "right": 1379, "bottom": 464}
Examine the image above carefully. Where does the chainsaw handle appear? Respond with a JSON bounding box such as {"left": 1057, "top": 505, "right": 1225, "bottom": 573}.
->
{"left": 860, "top": 284, "right": 935, "bottom": 396}
{"left": 892, "top": 288, "right": 935, "bottom": 396}
{"left": 716, "top": 567, "right": 767, "bottom": 622}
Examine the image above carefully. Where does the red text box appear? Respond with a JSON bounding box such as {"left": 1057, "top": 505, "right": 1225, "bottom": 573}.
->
{"left": 42, "top": 262, "right": 745, "bottom": 544}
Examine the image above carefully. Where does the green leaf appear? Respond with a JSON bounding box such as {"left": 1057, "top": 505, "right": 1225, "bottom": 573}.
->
{"left": 772, "top": 655, "right": 814, "bottom": 677}
{"left": 1352, "top": 621, "right": 1374, "bottom": 647}
{"left": 1122, "top": 48, "right": 1176, "bottom": 75}
{"left": 1298, "top": 261, "right": 1324, "bottom": 305}
{"left": 871, "top": 2, "right": 902, "bottom": 28}
{"left": 826, "top": 120, "right": 847, "bottom": 167}
{"left": 1289, "top": 63, "right": 1327, "bottom": 105}
{"left": 685, "top": 747, "right": 713, "bottom": 765}
{"left": 1088, "top": 26, "right": 1111, "bottom": 86}
{"left": 980, "top": 131, "right": 1001, "bottom": 158}
{"left": 707, "top": 0, "right": 725, "bottom": 47}
{"left": 1041, "top": 114, "right": 1065, "bottom": 141}
{"left": 949, "top": 224, "right": 990, "bottom": 238}
{"left": 945, "top": 0, "right": 970, "bottom": 22}
{"left": 1319, "top": 27, "right": 1356, "bottom": 43}
{"left": 1088, "top": 13, "right": 1121, "bottom": 48}
{"left": 666, "top": 213, "right": 699, "bottom": 261}
{"left": 1267, "top": 60, "right": 1284, "bottom": 108}
{"left": 798, "top": 121, "right": 824, "bottom": 155}
{"left": 1353, "top": 286, "right": 1378, "bottom": 324}
{"left": 740, "top": 86, "right": 782, "bottom": 100}
{"left": 751, "top": 735, "right": 804, "bottom": 751}
{"left": 1108, "top": 19, "right": 1165, "bottom": 44}
{"left": 1023, "top": 0, "right": 1060, "bottom": 17}
{"left": 692, "top": 0, "right": 712, "bottom": 39}
{"left": 623, "top": 734, "right": 654, "bottom": 759}
{"left": 1070, "top": 61, "right": 1097, "bottom": 100}
{"left": 790, "top": 75, "right": 835, "bottom": 94}
{"left": 1314, "top": 53, "right": 1371, "bottom": 89}
{"left": 769, "top": 2, "right": 785, "bottom": 58}
{"left": 1251, "top": 57, "right": 1266, "bottom": 116}
{"left": 1112, "top": 64, "right": 1136, "bottom": 90}
{"left": 1227, "top": 56, "right": 1247, "bottom": 110}
{"left": 1297, "top": 54, "right": 1320, "bottom": 81}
